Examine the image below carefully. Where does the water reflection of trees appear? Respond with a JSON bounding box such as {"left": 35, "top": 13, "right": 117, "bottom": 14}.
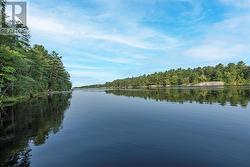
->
{"left": 106, "top": 88, "right": 250, "bottom": 107}
{"left": 0, "top": 93, "right": 72, "bottom": 167}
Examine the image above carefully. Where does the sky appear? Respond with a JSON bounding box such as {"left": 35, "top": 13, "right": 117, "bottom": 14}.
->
{"left": 23, "top": 0, "right": 250, "bottom": 86}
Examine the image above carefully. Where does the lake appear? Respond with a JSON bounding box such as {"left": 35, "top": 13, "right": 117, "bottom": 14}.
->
{"left": 0, "top": 88, "right": 250, "bottom": 167}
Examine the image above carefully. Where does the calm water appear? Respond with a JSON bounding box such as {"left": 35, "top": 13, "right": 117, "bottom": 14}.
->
{"left": 0, "top": 88, "right": 250, "bottom": 167}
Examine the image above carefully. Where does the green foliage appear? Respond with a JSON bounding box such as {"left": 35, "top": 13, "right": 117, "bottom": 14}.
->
{"left": 0, "top": 2, "right": 71, "bottom": 100}
{"left": 0, "top": 45, "right": 72, "bottom": 98}
{"left": 104, "top": 62, "right": 250, "bottom": 88}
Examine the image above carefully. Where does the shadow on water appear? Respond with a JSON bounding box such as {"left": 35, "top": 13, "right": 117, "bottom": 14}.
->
{"left": 0, "top": 93, "right": 72, "bottom": 167}
{"left": 106, "top": 87, "right": 250, "bottom": 107}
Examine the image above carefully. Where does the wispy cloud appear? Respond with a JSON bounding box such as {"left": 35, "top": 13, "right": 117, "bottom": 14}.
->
{"left": 83, "top": 53, "right": 131, "bottom": 64}
{"left": 183, "top": 14, "right": 250, "bottom": 61}
{"left": 184, "top": 43, "right": 248, "bottom": 61}
{"left": 219, "top": 0, "right": 250, "bottom": 8}
{"left": 28, "top": 3, "right": 179, "bottom": 50}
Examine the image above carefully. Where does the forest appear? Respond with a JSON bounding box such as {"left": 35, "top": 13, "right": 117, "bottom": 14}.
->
{"left": 0, "top": 0, "right": 72, "bottom": 103}
{"left": 104, "top": 62, "right": 250, "bottom": 88}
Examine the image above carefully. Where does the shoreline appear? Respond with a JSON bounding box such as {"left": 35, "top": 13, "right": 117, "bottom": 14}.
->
{"left": 78, "top": 81, "right": 250, "bottom": 89}
{"left": 76, "top": 85, "right": 250, "bottom": 90}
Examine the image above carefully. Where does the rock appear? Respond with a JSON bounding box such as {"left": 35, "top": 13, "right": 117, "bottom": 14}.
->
{"left": 193, "top": 82, "right": 224, "bottom": 87}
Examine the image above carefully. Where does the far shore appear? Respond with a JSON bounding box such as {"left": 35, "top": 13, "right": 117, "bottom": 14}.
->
{"left": 76, "top": 82, "right": 250, "bottom": 90}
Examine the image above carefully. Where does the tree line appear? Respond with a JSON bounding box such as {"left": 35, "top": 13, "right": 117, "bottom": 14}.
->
{"left": 104, "top": 62, "right": 250, "bottom": 88}
{"left": 0, "top": 0, "right": 72, "bottom": 103}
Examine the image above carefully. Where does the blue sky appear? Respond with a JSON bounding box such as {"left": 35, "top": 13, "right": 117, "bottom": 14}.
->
{"left": 25, "top": 0, "right": 250, "bottom": 86}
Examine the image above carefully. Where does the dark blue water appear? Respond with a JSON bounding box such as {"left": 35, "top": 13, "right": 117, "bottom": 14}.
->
{"left": 1, "top": 88, "right": 250, "bottom": 167}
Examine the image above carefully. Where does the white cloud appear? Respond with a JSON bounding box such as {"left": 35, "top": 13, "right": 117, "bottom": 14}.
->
{"left": 80, "top": 53, "right": 130, "bottom": 64}
{"left": 184, "top": 43, "right": 248, "bottom": 61}
{"left": 220, "top": 0, "right": 250, "bottom": 8}
{"left": 27, "top": 4, "right": 179, "bottom": 50}
{"left": 183, "top": 14, "right": 250, "bottom": 61}
{"left": 28, "top": 16, "right": 71, "bottom": 35}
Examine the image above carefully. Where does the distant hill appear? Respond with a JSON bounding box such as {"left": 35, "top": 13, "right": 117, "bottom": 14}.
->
{"left": 76, "top": 84, "right": 105, "bottom": 89}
